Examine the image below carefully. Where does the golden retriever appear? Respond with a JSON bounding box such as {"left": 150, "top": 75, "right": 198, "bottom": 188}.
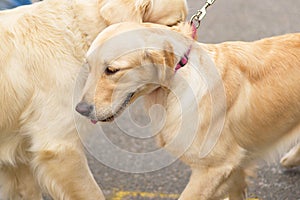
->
{"left": 0, "top": 1, "right": 187, "bottom": 199}
{"left": 78, "top": 22, "right": 300, "bottom": 199}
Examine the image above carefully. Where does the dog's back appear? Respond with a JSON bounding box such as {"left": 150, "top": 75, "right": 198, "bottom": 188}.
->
{"left": 204, "top": 33, "right": 300, "bottom": 151}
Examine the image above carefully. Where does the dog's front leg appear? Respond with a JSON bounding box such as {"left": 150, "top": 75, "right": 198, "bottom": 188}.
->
{"left": 31, "top": 141, "right": 105, "bottom": 200}
{"left": 227, "top": 168, "right": 247, "bottom": 200}
{"left": 0, "top": 163, "right": 42, "bottom": 200}
{"left": 179, "top": 166, "right": 235, "bottom": 200}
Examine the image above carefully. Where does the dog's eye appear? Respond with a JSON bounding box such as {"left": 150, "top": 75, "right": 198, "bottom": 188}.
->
{"left": 104, "top": 67, "right": 120, "bottom": 75}
{"left": 166, "top": 20, "right": 180, "bottom": 27}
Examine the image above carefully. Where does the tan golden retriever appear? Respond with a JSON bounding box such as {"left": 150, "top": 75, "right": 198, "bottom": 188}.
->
{"left": 0, "top": 1, "right": 187, "bottom": 199}
{"left": 78, "top": 22, "right": 300, "bottom": 199}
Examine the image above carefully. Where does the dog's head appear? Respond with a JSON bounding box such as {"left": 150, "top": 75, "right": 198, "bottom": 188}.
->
{"left": 76, "top": 22, "right": 194, "bottom": 123}
{"left": 99, "top": 0, "right": 188, "bottom": 26}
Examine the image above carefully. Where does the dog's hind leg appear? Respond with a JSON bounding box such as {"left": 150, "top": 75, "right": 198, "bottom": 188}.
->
{"left": 30, "top": 137, "right": 105, "bottom": 200}
{"left": 0, "top": 164, "right": 42, "bottom": 200}
{"left": 280, "top": 144, "right": 300, "bottom": 168}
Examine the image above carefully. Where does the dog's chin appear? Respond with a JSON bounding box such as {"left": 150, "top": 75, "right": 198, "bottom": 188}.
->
{"left": 96, "top": 92, "right": 135, "bottom": 123}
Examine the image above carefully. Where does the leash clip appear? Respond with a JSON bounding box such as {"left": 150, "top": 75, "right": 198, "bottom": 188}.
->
{"left": 190, "top": 0, "right": 216, "bottom": 29}
{"left": 176, "top": 0, "right": 216, "bottom": 72}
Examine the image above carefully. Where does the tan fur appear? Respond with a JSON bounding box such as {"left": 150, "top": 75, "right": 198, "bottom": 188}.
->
{"left": 80, "top": 22, "right": 300, "bottom": 199}
{"left": 0, "top": 1, "right": 187, "bottom": 199}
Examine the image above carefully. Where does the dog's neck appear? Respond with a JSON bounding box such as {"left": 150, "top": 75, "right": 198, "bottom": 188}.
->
{"left": 145, "top": 43, "right": 211, "bottom": 110}
{"left": 144, "top": 43, "right": 226, "bottom": 154}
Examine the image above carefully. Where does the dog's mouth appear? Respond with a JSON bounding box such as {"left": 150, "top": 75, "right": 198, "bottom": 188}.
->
{"left": 99, "top": 92, "right": 135, "bottom": 122}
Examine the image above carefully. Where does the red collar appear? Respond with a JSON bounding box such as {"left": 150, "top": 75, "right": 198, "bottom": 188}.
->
{"left": 175, "top": 24, "right": 197, "bottom": 72}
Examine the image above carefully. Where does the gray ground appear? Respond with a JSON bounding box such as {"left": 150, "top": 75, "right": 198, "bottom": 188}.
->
{"left": 84, "top": 0, "right": 300, "bottom": 200}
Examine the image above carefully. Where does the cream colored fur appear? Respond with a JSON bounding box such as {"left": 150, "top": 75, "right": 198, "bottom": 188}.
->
{"left": 80, "top": 22, "right": 300, "bottom": 200}
{"left": 0, "top": 1, "right": 187, "bottom": 199}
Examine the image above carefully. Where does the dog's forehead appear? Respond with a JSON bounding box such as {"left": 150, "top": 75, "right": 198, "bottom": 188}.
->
{"left": 86, "top": 22, "right": 191, "bottom": 68}
{"left": 109, "top": 57, "right": 133, "bottom": 68}
{"left": 87, "top": 26, "right": 170, "bottom": 64}
{"left": 87, "top": 22, "right": 177, "bottom": 57}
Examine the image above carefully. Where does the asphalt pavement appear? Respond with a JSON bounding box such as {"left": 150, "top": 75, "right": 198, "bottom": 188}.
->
{"left": 85, "top": 0, "right": 300, "bottom": 200}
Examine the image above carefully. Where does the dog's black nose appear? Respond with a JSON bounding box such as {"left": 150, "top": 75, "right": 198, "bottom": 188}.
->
{"left": 76, "top": 101, "right": 94, "bottom": 117}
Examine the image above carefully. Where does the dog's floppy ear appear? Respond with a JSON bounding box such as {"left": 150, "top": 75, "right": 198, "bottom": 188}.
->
{"left": 100, "top": 0, "right": 152, "bottom": 25}
{"left": 162, "top": 42, "right": 176, "bottom": 69}
{"left": 143, "top": 42, "right": 175, "bottom": 83}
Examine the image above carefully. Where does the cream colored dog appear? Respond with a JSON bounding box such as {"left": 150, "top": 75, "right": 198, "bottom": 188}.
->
{"left": 0, "top": 1, "right": 187, "bottom": 199}
{"left": 78, "top": 22, "right": 300, "bottom": 199}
